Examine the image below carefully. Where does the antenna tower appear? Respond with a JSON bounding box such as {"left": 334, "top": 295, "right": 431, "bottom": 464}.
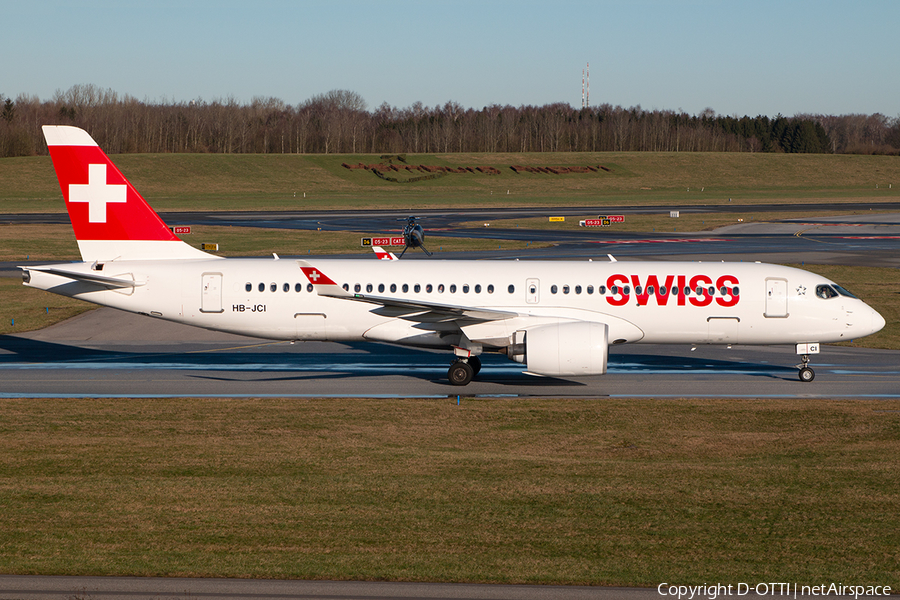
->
{"left": 581, "top": 63, "right": 590, "bottom": 108}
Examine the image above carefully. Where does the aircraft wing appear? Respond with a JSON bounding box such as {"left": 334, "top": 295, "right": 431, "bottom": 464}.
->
{"left": 21, "top": 266, "right": 145, "bottom": 289}
{"left": 298, "top": 261, "right": 517, "bottom": 323}
{"left": 333, "top": 292, "right": 517, "bottom": 322}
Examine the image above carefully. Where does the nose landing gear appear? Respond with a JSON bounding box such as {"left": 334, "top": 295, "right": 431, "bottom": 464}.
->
{"left": 797, "top": 354, "right": 815, "bottom": 382}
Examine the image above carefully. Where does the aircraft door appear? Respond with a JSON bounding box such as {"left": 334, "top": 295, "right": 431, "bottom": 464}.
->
{"left": 764, "top": 278, "right": 788, "bottom": 318}
{"left": 201, "top": 272, "right": 224, "bottom": 313}
{"left": 526, "top": 278, "right": 540, "bottom": 304}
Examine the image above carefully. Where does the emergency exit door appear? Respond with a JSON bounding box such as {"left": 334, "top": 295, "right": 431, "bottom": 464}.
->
{"left": 526, "top": 278, "right": 540, "bottom": 304}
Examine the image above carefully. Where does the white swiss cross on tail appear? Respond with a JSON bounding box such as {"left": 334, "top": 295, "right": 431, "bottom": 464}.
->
{"left": 41, "top": 125, "right": 216, "bottom": 262}
{"left": 68, "top": 163, "right": 127, "bottom": 223}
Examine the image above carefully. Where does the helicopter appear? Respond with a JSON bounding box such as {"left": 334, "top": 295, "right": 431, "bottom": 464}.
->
{"left": 397, "top": 216, "right": 433, "bottom": 257}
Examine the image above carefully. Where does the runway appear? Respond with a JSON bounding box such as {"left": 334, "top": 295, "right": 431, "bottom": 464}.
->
{"left": 2, "top": 307, "right": 898, "bottom": 399}
{"left": 0, "top": 575, "right": 624, "bottom": 600}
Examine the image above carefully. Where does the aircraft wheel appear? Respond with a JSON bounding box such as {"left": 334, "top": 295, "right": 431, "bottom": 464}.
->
{"left": 468, "top": 355, "right": 482, "bottom": 376}
{"left": 798, "top": 367, "right": 815, "bottom": 382}
{"left": 448, "top": 361, "right": 475, "bottom": 386}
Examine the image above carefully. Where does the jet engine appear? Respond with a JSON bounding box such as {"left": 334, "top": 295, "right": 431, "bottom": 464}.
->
{"left": 507, "top": 322, "right": 609, "bottom": 376}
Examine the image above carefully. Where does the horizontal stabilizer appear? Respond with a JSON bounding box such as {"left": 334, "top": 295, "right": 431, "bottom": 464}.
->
{"left": 23, "top": 266, "right": 144, "bottom": 289}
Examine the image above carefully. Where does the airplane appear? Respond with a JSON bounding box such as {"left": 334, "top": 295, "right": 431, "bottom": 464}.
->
{"left": 21, "top": 125, "right": 886, "bottom": 386}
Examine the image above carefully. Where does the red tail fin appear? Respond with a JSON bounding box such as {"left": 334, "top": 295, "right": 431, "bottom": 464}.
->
{"left": 42, "top": 125, "right": 213, "bottom": 261}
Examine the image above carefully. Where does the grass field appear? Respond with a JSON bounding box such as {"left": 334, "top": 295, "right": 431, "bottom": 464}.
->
{"left": 2, "top": 151, "right": 899, "bottom": 213}
{"left": 0, "top": 397, "right": 898, "bottom": 585}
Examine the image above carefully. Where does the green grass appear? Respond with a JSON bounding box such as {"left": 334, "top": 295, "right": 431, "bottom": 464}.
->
{"left": 0, "top": 275, "right": 93, "bottom": 335}
{"left": 2, "top": 152, "right": 899, "bottom": 213}
{"left": 0, "top": 397, "right": 898, "bottom": 585}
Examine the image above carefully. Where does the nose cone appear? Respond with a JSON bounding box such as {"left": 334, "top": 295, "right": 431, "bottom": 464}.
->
{"left": 871, "top": 307, "right": 886, "bottom": 335}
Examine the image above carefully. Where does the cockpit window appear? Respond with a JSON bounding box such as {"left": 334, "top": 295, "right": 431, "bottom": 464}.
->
{"left": 816, "top": 285, "right": 838, "bottom": 299}
{"left": 817, "top": 284, "right": 858, "bottom": 299}
{"left": 832, "top": 284, "right": 858, "bottom": 299}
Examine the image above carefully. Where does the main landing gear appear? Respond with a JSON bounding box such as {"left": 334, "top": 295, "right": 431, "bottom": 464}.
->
{"left": 797, "top": 354, "right": 815, "bottom": 382}
{"left": 448, "top": 356, "right": 481, "bottom": 386}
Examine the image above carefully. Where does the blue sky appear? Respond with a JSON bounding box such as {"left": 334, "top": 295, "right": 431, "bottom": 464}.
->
{"left": 5, "top": 0, "right": 898, "bottom": 117}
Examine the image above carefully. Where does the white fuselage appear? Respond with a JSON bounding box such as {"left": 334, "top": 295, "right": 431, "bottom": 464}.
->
{"left": 24, "top": 257, "right": 885, "bottom": 351}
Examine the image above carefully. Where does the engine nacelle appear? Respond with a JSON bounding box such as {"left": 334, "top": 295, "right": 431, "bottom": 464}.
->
{"left": 510, "top": 322, "right": 609, "bottom": 377}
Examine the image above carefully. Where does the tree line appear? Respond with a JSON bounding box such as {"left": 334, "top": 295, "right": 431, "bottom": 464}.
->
{"left": 2, "top": 84, "right": 899, "bottom": 158}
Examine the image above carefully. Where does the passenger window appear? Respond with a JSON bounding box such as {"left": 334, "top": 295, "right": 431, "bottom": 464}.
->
{"left": 611, "top": 285, "right": 618, "bottom": 295}
{"left": 624, "top": 286, "right": 631, "bottom": 295}
{"left": 463, "top": 284, "right": 470, "bottom": 293}
{"left": 475, "top": 284, "right": 482, "bottom": 293}
{"left": 587, "top": 285, "right": 594, "bottom": 294}
{"left": 414, "top": 284, "right": 421, "bottom": 293}
{"left": 719, "top": 286, "right": 727, "bottom": 296}
{"left": 508, "top": 284, "right": 514, "bottom": 294}
{"left": 258, "top": 282, "right": 265, "bottom": 292}
{"left": 402, "top": 284, "right": 409, "bottom": 293}
{"left": 283, "top": 283, "right": 289, "bottom": 292}
{"left": 390, "top": 283, "right": 397, "bottom": 293}
{"left": 599, "top": 285, "right": 606, "bottom": 294}
{"left": 245, "top": 283, "right": 252, "bottom": 292}
{"left": 487, "top": 284, "right": 494, "bottom": 294}
{"left": 635, "top": 286, "right": 643, "bottom": 295}
{"left": 295, "top": 283, "right": 302, "bottom": 292}
{"left": 733, "top": 286, "right": 740, "bottom": 296}
{"left": 438, "top": 284, "right": 445, "bottom": 293}
{"left": 307, "top": 283, "right": 313, "bottom": 292}
{"left": 450, "top": 284, "right": 457, "bottom": 293}
{"left": 426, "top": 284, "right": 433, "bottom": 293}
{"left": 551, "top": 285, "right": 558, "bottom": 294}
{"left": 647, "top": 286, "right": 655, "bottom": 295}
{"left": 366, "top": 284, "right": 373, "bottom": 293}
{"left": 563, "top": 285, "right": 570, "bottom": 294}
{"left": 575, "top": 285, "right": 582, "bottom": 294}
{"left": 354, "top": 284, "right": 361, "bottom": 293}
{"left": 270, "top": 283, "right": 277, "bottom": 292}
{"left": 342, "top": 283, "right": 349, "bottom": 291}
{"left": 378, "top": 283, "right": 385, "bottom": 293}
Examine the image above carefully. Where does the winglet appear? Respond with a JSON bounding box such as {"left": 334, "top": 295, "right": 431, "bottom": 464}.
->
{"left": 297, "top": 261, "right": 351, "bottom": 297}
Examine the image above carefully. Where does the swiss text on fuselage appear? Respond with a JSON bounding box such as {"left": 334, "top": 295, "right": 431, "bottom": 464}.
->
{"left": 604, "top": 274, "right": 739, "bottom": 307}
